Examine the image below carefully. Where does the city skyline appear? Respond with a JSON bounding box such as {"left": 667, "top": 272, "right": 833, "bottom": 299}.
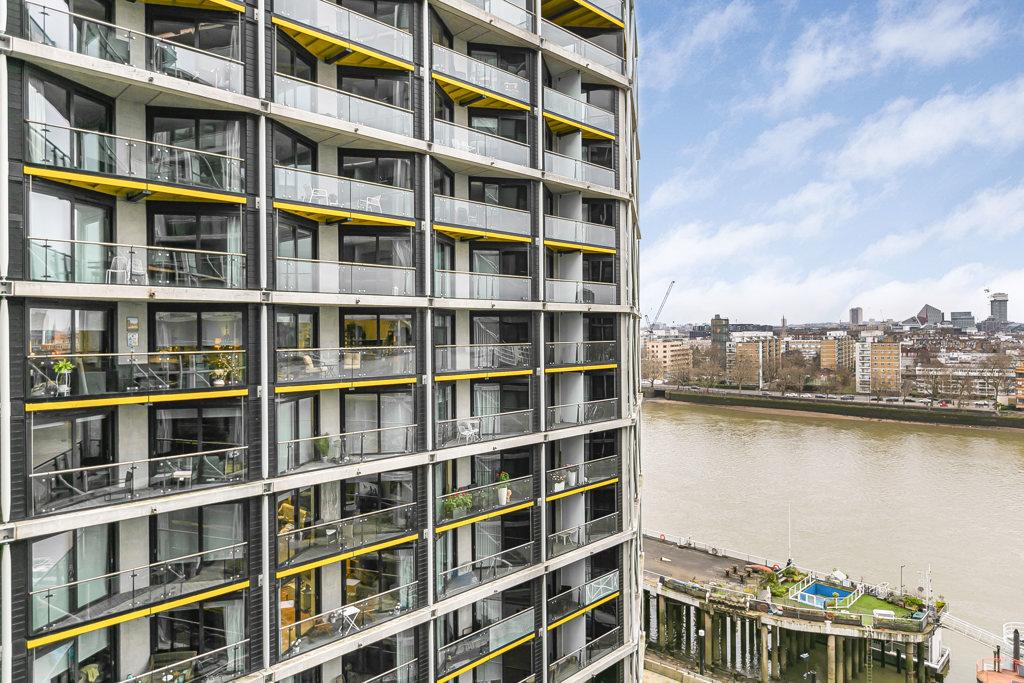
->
{"left": 637, "top": 0, "right": 1024, "bottom": 324}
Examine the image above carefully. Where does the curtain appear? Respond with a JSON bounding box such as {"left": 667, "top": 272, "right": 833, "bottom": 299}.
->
{"left": 157, "top": 509, "right": 199, "bottom": 561}
{"left": 207, "top": 598, "right": 246, "bottom": 671}
{"left": 474, "top": 384, "right": 501, "bottom": 438}
{"left": 204, "top": 503, "right": 244, "bottom": 560}
{"left": 75, "top": 525, "right": 109, "bottom": 608}
{"left": 380, "top": 392, "right": 412, "bottom": 452}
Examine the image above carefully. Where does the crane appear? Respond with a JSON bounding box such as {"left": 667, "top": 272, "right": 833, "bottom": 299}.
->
{"left": 645, "top": 280, "right": 675, "bottom": 331}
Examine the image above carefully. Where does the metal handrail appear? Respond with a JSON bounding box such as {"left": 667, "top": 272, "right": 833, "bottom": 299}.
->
{"left": 435, "top": 342, "right": 530, "bottom": 349}
{"left": 273, "top": 164, "right": 414, "bottom": 194}
{"left": 283, "top": 581, "right": 417, "bottom": 633}
{"left": 549, "top": 627, "right": 621, "bottom": 676}
{"left": 548, "top": 397, "right": 617, "bottom": 410}
{"left": 25, "top": 120, "right": 243, "bottom": 161}
{"left": 29, "top": 445, "right": 246, "bottom": 479}
{"left": 28, "top": 349, "right": 243, "bottom": 359}
{"left": 276, "top": 255, "right": 415, "bottom": 272}
{"left": 116, "top": 639, "right": 248, "bottom": 683}
{"left": 433, "top": 118, "right": 529, "bottom": 150}
{"left": 435, "top": 268, "right": 530, "bottom": 281}
{"left": 27, "top": 236, "right": 245, "bottom": 257}
{"left": 438, "top": 474, "right": 531, "bottom": 500}
{"left": 279, "top": 424, "right": 416, "bottom": 446}
{"left": 277, "top": 344, "right": 415, "bottom": 353}
{"left": 548, "top": 569, "right": 620, "bottom": 612}
{"left": 441, "top": 540, "right": 533, "bottom": 578}
{"left": 546, "top": 276, "right": 615, "bottom": 287}
{"left": 276, "top": 502, "right": 415, "bottom": 538}
{"left": 546, "top": 340, "right": 615, "bottom": 347}
{"left": 436, "top": 407, "right": 533, "bottom": 425}
{"left": 550, "top": 511, "right": 620, "bottom": 541}
{"left": 274, "top": 72, "right": 413, "bottom": 114}
{"left": 360, "top": 660, "right": 418, "bottom": 683}
{"left": 440, "top": 606, "right": 534, "bottom": 652}
{"left": 432, "top": 44, "right": 530, "bottom": 95}
{"left": 546, "top": 454, "right": 618, "bottom": 479}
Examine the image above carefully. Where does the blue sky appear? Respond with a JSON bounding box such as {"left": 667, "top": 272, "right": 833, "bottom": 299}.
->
{"left": 636, "top": 0, "right": 1024, "bottom": 325}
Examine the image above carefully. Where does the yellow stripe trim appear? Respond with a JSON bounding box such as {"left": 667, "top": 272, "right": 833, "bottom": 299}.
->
{"left": 27, "top": 580, "right": 250, "bottom": 649}
{"left": 146, "top": 183, "right": 246, "bottom": 204}
{"left": 543, "top": 239, "right": 616, "bottom": 254}
{"left": 205, "top": 0, "right": 245, "bottom": 11}
{"left": 433, "top": 369, "right": 532, "bottom": 382}
{"left": 544, "top": 363, "right": 618, "bottom": 374}
{"left": 271, "top": 16, "right": 413, "bottom": 71}
{"left": 434, "top": 501, "right": 534, "bottom": 534}
{"left": 272, "top": 200, "right": 416, "bottom": 227}
{"left": 547, "top": 591, "right": 620, "bottom": 630}
{"left": 276, "top": 533, "right": 419, "bottom": 579}
{"left": 436, "top": 633, "right": 535, "bottom": 683}
{"left": 25, "top": 389, "right": 248, "bottom": 412}
{"left": 24, "top": 166, "right": 245, "bottom": 204}
{"left": 275, "top": 376, "right": 417, "bottom": 394}
{"left": 572, "top": 0, "right": 625, "bottom": 28}
{"left": 546, "top": 477, "right": 619, "bottom": 502}
{"left": 431, "top": 73, "right": 531, "bottom": 111}
{"left": 433, "top": 224, "right": 532, "bottom": 244}
{"left": 542, "top": 111, "right": 616, "bottom": 141}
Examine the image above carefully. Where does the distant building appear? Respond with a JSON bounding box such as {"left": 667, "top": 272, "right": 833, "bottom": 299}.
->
{"left": 783, "top": 337, "right": 822, "bottom": 361}
{"left": 1016, "top": 362, "right": 1024, "bottom": 408}
{"left": 950, "top": 311, "right": 975, "bottom": 330}
{"left": 733, "top": 335, "right": 782, "bottom": 389}
{"left": 644, "top": 339, "right": 694, "bottom": 381}
{"left": 855, "top": 341, "right": 873, "bottom": 393}
{"left": 917, "top": 304, "right": 944, "bottom": 325}
{"left": 820, "top": 336, "right": 856, "bottom": 372}
{"left": 990, "top": 292, "right": 1009, "bottom": 324}
{"left": 711, "top": 314, "right": 729, "bottom": 367}
{"left": 849, "top": 307, "right": 863, "bottom": 325}
{"left": 869, "top": 342, "right": 903, "bottom": 394}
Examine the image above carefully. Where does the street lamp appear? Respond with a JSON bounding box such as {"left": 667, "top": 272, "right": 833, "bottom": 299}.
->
{"left": 698, "top": 628, "right": 706, "bottom": 674}
{"left": 900, "top": 564, "right": 906, "bottom": 595}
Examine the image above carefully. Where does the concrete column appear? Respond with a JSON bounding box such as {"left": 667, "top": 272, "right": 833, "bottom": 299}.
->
{"left": 905, "top": 643, "right": 915, "bottom": 683}
{"left": 837, "top": 636, "right": 845, "bottom": 683}
{"left": 780, "top": 628, "right": 789, "bottom": 674}
{"left": 704, "top": 610, "right": 714, "bottom": 666}
{"left": 759, "top": 624, "right": 770, "bottom": 683}
{"left": 827, "top": 635, "right": 837, "bottom": 683}
{"left": 846, "top": 638, "right": 854, "bottom": 680}
{"left": 916, "top": 642, "right": 926, "bottom": 683}
{"left": 770, "top": 626, "right": 781, "bottom": 679}
{"left": 657, "top": 595, "right": 667, "bottom": 648}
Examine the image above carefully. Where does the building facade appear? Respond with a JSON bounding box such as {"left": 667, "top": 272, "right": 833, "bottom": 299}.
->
{"left": 642, "top": 339, "right": 692, "bottom": 382}
{"left": 731, "top": 333, "right": 780, "bottom": 390}
{"left": 869, "top": 342, "right": 903, "bottom": 394}
{"left": 0, "top": 1, "right": 643, "bottom": 682}
{"left": 819, "top": 336, "right": 855, "bottom": 372}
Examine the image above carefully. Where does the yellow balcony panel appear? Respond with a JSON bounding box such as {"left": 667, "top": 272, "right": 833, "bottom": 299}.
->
{"left": 433, "top": 224, "right": 532, "bottom": 244}
{"left": 543, "top": 238, "right": 616, "bottom": 255}
{"left": 272, "top": 200, "right": 415, "bottom": 228}
{"left": 542, "top": 0, "right": 624, "bottom": 29}
{"left": 24, "top": 388, "right": 249, "bottom": 413}
{"left": 431, "top": 73, "right": 531, "bottom": 111}
{"left": 546, "top": 591, "right": 620, "bottom": 630}
{"left": 545, "top": 476, "right": 619, "bottom": 502}
{"left": 138, "top": 0, "right": 244, "bottom": 11}
{"left": 271, "top": 16, "right": 413, "bottom": 71}
{"left": 544, "top": 363, "right": 617, "bottom": 374}
{"left": 274, "top": 376, "right": 417, "bottom": 395}
{"left": 434, "top": 369, "right": 533, "bottom": 382}
{"left": 23, "top": 166, "right": 246, "bottom": 204}
{"left": 275, "top": 533, "right": 419, "bottom": 579}
{"left": 435, "top": 500, "right": 534, "bottom": 534}
{"left": 543, "top": 111, "right": 616, "bottom": 141}
{"left": 436, "top": 634, "right": 536, "bottom": 683}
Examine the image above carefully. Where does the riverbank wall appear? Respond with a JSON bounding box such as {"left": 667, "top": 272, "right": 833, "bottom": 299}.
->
{"left": 650, "top": 389, "right": 1024, "bottom": 430}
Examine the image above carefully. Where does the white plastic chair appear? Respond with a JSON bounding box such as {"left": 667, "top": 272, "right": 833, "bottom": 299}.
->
{"left": 307, "top": 186, "right": 330, "bottom": 204}
{"left": 105, "top": 255, "right": 130, "bottom": 284}
{"left": 456, "top": 419, "right": 479, "bottom": 444}
{"left": 357, "top": 194, "right": 383, "bottom": 213}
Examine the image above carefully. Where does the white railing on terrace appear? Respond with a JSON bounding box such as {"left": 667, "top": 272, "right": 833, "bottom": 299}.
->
{"left": 465, "top": 0, "right": 533, "bottom": 29}
{"left": 437, "top": 541, "right": 533, "bottom": 599}
{"left": 116, "top": 640, "right": 248, "bottom": 683}
{"left": 545, "top": 149, "right": 615, "bottom": 188}
{"left": 432, "top": 44, "right": 530, "bottom": 105}
{"left": 276, "top": 345, "right": 414, "bottom": 383}
{"left": 549, "top": 627, "right": 622, "bottom": 683}
{"left": 277, "top": 424, "right": 417, "bottom": 472}
{"left": 433, "top": 119, "right": 530, "bottom": 166}
{"left": 545, "top": 215, "right": 616, "bottom": 248}
{"left": 436, "top": 608, "right": 534, "bottom": 678}
{"left": 546, "top": 454, "right": 618, "bottom": 494}
{"left": 540, "top": 20, "right": 623, "bottom": 74}
{"left": 434, "top": 195, "right": 531, "bottom": 237}
{"left": 544, "top": 87, "right": 615, "bottom": 135}
{"left": 275, "top": 0, "right": 412, "bottom": 62}
{"left": 274, "top": 73, "right": 414, "bottom": 137}
{"left": 545, "top": 277, "right": 616, "bottom": 304}
{"left": 275, "top": 166, "right": 414, "bottom": 218}
{"left": 435, "top": 409, "right": 534, "bottom": 447}
{"left": 435, "top": 343, "right": 532, "bottom": 373}
{"left": 276, "top": 257, "right": 415, "bottom": 296}
{"left": 547, "top": 569, "right": 620, "bottom": 624}
{"left": 435, "top": 269, "right": 531, "bottom": 301}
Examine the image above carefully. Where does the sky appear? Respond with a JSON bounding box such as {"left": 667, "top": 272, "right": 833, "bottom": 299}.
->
{"left": 636, "top": 0, "right": 1024, "bottom": 325}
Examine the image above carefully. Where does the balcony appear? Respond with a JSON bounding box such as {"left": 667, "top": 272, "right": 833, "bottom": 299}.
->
{"left": 273, "top": 0, "right": 413, "bottom": 70}
{"left": 436, "top": 475, "right": 533, "bottom": 527}
{"left": 361, "top": 660, "right": 418, "bottom": 683}
{"left": 539, "top": 20, "right": 624, "bottom": 73}
{"left": 277, "top": 424, "right": 417, "bottom": 472}
{"left": 547, "top": 398, "right": 618, "bottom": 428}
{"left": 547, "top": 570, "right": 620, "bottom": 627}
{"left": 546, "top": 455, "right": 617, "bottom": 500}
{"left": 436, "top": 608, "right": 535, "bottom": 681}
{"left": 117, "top": 640, "right": 249, "bottom": 683}
{"left": 274, "top": 166, "right": 415, "bottom": 227}
{"left": 276, "top": 346, "right": 415, "bottom": 385}
{"left": 435, "top": 270, "right": 531, "bottom": 301}
{"left": 435, "top": 409, "right": 533, "bottom": 448}
{"left": 32, "top": 542, "right": 247, "bottom": 632}
{"left": 437, "top": 542, "right": 533, "bottom": 600}
{"left": 28, "top": 237, "right": 245, "bottom": 289}
{"left": 545, "top": 278, "right": 616, "bottom": 304}
{"left": 280, "top": 582, "right": 418, "bottom": 658}
{"left": 31, "top": 446, "right": 247, "bottom": 515}
{"left": 27, "top": 349, "right": 246, "bottom": 404}
{"left": 544, "top": 150, "right": 615, "bottom": 188}
{"left": 433, "top": 119, "right": 530, "bottom": 167}
{"left": 274, "top": 73, "right": 414, "bottom": 137}
{"left": 23, "top": 1, "right": 244, "bottom": 93}
{"left": 24, "top": 121, "right": 245, "bottom": 203}
{"left": 433, "top": 195, "right": 532, "bottom": 242}
{"left": 545, "top": 215, "right": 616, "bottom": 250}
{"left": 543, "top": 88, "right": 616, "bottom": 140}
{"left": 549, "top": 627, "right": 622, "bottom": 683}
{"left": 277, "top": 503, "right": 417, "bottom": 571}
{"left": 276, "top": 258, "right": 415, "bottom": 296}
{"left": 547, "top": 511, "right": 619, "bottom": 558}
{"left": 432, "top": 45, "right": 531, "bottom": 110}
{"left": 541, "top": 0, "right": 624, "bottom": 29}
{"left": 545, "top": 341, "right": 616, "bottom": 367}
{"left": 464, "top": 0, "right": 533, "bottom": 30}
{"left": 435, "top": 343, "right": 532, "bottom": 376}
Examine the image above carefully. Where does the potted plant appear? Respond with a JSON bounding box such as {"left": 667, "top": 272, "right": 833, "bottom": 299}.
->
{"left": 565, "top": 466, "right": 578, "bottom": 487}
{"left": 443, "top": 490, "right": 473, "bottom": 519}
{"left": 550, "top": 470, "right": 566, "bottom": 492}
{"left": 209, "top": 346, "right": 242, "bottom": 387}
{"left": 314, "top": 435, "right": 331, "bottom": 461}
{"left": 52, "top": 358, "right": 74, "bottom": 394}
{"left": 496, "top": 471, "right": 512, "bottom": 506}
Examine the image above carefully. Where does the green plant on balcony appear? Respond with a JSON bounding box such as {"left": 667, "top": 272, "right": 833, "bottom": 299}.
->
{"left": 443, "top": 490, "right": 473, "bottom": 518}
{"left": 52, "top": 358, "right": 74, "bottom": 375}
{"left": 496, "top": 471, "right": 512, "bottom": 506}
{"left": 313, "top": 435, "right": 332, "bottom": 460}
{"left": 209, "top": 346, "right": 243, "bottom": 386}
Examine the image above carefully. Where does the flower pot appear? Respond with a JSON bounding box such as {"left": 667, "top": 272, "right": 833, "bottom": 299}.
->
{"left": 552, "top": 481, "right": 565, "bottom": 492}
{"left": 566, "top": 470, "right": 578, "bottom": 487}
{"left": 497, "top": 487, "right": 511, "bottom": 506}
{"left": 213, "top": 378, "right": 226, "bottom": 387}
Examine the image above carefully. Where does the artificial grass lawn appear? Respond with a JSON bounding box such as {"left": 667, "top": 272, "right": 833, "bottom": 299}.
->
{"left": 847, "top": 594, "right": 912, "bottom": 618}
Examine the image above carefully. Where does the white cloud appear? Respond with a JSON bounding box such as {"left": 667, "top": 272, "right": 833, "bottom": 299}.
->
{"left": 873, "top": 1, "right": 1001, "bottom": 67}
{"left": 738, "top": 113, "right": 841, "bottom": 168}
{"left": 643, "top": 165, "right": 719, "bottom": 215}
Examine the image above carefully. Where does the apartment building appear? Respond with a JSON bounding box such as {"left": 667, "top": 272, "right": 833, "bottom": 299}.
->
{"left": 819, "top": 336, "right": 855, "bottom": 372}
{"left": 731, "top": 333, "right": 780, "bottom": 390}
{"left": 869, "top": 342, "right": 903, "bottom": 394}
{"left": 641, "top": 339, "right": 691, "bottom": 381}
{"left": 0, "top": 1, "right": 643, "bottom": 682}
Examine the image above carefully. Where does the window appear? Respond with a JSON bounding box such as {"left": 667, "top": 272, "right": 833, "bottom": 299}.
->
{"left": 344, "top": 470, "right": 414, "bottom": 513}
{"left": 276, "top": 309, "right": 317, "bottom": 349}
{"left": 276, "top": 33, "right": 316, "bottom": 81}
{"left": 469, "top": 179, "right": 528, "bottom": 210}
{"left": 153, "top": 402, "right": 244, "bottom": 457}
{"left": 32, "top": 628, "right": 115, "bottom": 683}
{"left": 471, "top": 378, "right": 529, "bottom": 413}
{"left": 338, "top": 67, "right": 411, "bottom": 108}
{"left": 582, "top": 85, "right": 616, "bottom": 113}
{"left": 279, "top": 569, "right": 317, "bottom": 653}
{"left": 155, "top": 503, "right": 245, "bottom": 563}
{"left": 150, "top": 112, "right": 242, "bottom": 157}
{"left": 429, "top": 8, "right": 452, "bottom": 48}
{"left": 340, "top": 232, "right": 413, "bottom": 267}
{"left": 469, "top": 110, "right": 528, "bottom": 144}
{"left": 339, "top": 152, "right": 413, "bottom": 189}
{"left": 277, "top": 395, "right": 317, "bottom": 473}
{"left": 470, "top": 313, "right": 530, "bottom": 344}
{"left": 433, "top": 237, "right": 453, "bottom": 271}
{"left": 27, "top": 189, "right": 111, "bottom": 283}
{"left": 433, "top": 84, "right": 453, "bottom": 122}
{"left": 583, "top": 139, "right": 614, "bottom": 169}
{"left": 26, "top": 73, "right": 111, "bottom": 172}
{"left": 586, "top": 315, "right": 614, "bottom": 341}
{"left": 469, "top": 245, "right": 528, "bottom": 277}
{"left": 150, "top": 112, "right": 243, "bottom": 191}
{"left": 340, "top": 0, "right": 412, "bottom": 30}
{"left": 148, "top": 10, "right": 240, "bottom": 60}
{"left": 468, "top": 45, "right": 528, "bottom": 79}
{"left": 151, "top": 597, "right": 247, "bottom": 666}
{"left": 343, "top": 390, "right": 415, "bottom": 440}
{"left": 31, "top": 412, "right": 113, "bottom": 513}
{"left": 432, "top": 162, "right": 454, "bottom": 196}
{"left": 152, "top": 308, "right": 244, "bottom": 351}
{"left": 273, "top": 126, "right": 316, "bottom": 170}
{"left": 582, "top": 254, "right": 614, "bottom": 283}
{"left": 587, "top": 371, "right": 616, "bottom": 400}
{"left": 277, "top": 221, "right": 316, "bottom": 261}
{"left": 30, "top": 526, "right": 113, "bottom": 631}
{"left": 342, "top": 312, "right": 413, "bottom": 346}
{"left": 583, "top": 199, "right": 616, "bottom": 227}
{"left": 27, "top": 306, "right": 110, "bottom": 395}
{"left": 341, "top": 631, "right": 415, "bottom": 683}
{"left": 151, "top": 207, "right": 244, "bottom": 255}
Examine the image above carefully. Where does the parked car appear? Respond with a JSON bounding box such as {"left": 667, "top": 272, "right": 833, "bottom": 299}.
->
{"left": 840, "top": 395, "right": 855, "bottom": 401}
{"left": 884, "top": 397, "right": 900, "bottom": 403}
{"left": 869, "top": 396, "right": 882, "bottom": 402}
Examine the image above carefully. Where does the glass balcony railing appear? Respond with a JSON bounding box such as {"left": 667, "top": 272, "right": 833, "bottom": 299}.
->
{"left": 433, "top": 195, "right": 532, "bottom": 237}
{"left": 547, "top": 398, "right": 618, "bottom": 429}
{"left": 546, "top": 455, "right": 618, "bottom": 496}
{"left": 361, "top": 660, "right": 418, "bottom": 683}
{"left": 545, "top": 215, "right": 616, "bottom": 248}
{"left": 276, "top": 346, "right": 415, "bottom": 383}
{"left": 545, "top": 150, "right": 615, "bottom": 188}
{"left": 274, "top": 73, "right": 414, "bottom": 137}
{"left": 545, "top": 278, "right": 616, "bottom": 304}
{"left": 435, "top": 343, "right": 532, "bottom": 374}
{"left": 433, "top": 119, "right": 530, "bottom": 167}
{"left": 435, "top": 270, "right": 531, "bottom": 301}
{"left": 432, "top": 45, "right": 530, "bottom": 105}
{"left": 435, "top": 409, "right": 533, "bottom": 448}
{"left": 549, "top": 627, "right": 622, "bottom": 683}
{"left": 548, "top": 512, "right": 620, "bottom": 558}
{"left": 544, "top": 87, "right": 615, "bottom": 136}
{"left": 281, "top": 582, "right": 418, "bottom": 658}
{"left": 436, "top": 474, "right": 532, "bottom": 524}
{"left": 25, "top": 121, "right": 244, "bottom": 194}
{"left": 465, "top": 0, "right": 533, "bottom": 29}
{"left": 545, "top": 341, "right": 616, "bottom": 366}
{"left": 436, "top": 541, "right": 533, "bottom": 599}
{"left": 275, "top": 166, "right": 415, "bottom": 219}
{"left": 540, "top": 20, "right": 623, "bottom": 74}
{"left": 27, "top": 349, "right": 246, "bottom": 400}
{"left": 23, "top": 1, "right": 244, "bottom": 93}
{"left": 116, "top": 640, "right": 249, "bottom": 683}
{"left": 587, "top": 0, "right": 623, "bottom": 21}
{"left": 277, "top": 503, "right": 416, "bottom": 568}
{"left": 274, "top": 0, "right": 413, "bottom": 62}
{"left": 277, "top": 424, "right": 417, "bottom": 472}
{"left": 27, "top": 237, "right": 245, "bottom": 288}
{"left": 32, "top": 542, "right": 246, "bottom": 632}
{"left": 31, "top": 446, "right": 247, "bottom": 515}
{"left": 276, "top": 257, "right": 415, "bottom": 296}
{"left": 437, "top": 608, "right": 535, "bottom": 679}
{"left": 547, "top": 570, "right": 620, "bottom": 626}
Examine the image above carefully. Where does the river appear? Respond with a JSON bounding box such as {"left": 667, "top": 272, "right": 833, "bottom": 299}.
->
{"left": 641, "top": 399, "right": 1024, "bottom": 683}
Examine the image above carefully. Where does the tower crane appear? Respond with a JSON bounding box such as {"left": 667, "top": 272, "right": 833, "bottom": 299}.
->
{"left": 644, "top": 280, "right": 675, "bottom": 331}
